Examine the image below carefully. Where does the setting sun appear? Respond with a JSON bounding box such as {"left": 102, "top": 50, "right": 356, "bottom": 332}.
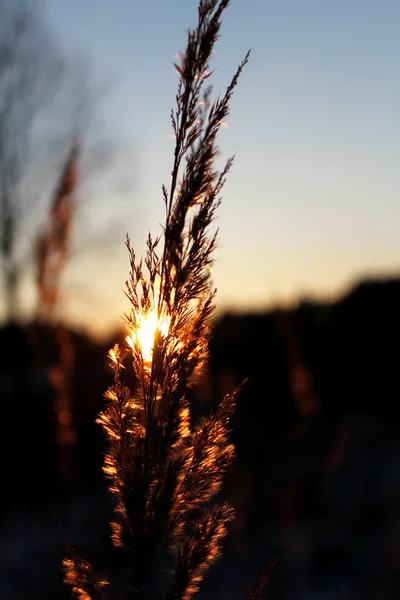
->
{"left": 128, "top": 310, "right": 170, "bottom": 363}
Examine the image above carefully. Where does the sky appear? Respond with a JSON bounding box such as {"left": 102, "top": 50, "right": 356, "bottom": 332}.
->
{"left": 16, "top": 0, "right": 400, "bottom": 336}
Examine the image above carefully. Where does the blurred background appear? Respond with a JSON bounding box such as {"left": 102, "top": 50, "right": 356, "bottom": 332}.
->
{"left": 0, "top": 0, "right": 399, "bottom": 598}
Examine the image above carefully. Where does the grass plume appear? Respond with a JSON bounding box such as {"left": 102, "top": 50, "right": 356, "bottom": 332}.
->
{"left": 64, "top": 2, "right": 250, "bottom": 598}
{"left": 36, "top": 138, "right": 79, "bottom": 320}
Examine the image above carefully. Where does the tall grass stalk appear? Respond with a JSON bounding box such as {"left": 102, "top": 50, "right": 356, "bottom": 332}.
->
{"left": 64, "top": 2, "right": 250, "bottom": 598}
{"left": 36, "top": 139, "right": 79, "bottom": 482}
{"left": 36, "top": 139, "right": 79, "bottom": 321}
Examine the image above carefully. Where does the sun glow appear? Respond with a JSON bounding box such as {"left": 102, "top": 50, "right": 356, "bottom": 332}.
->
{"left": 128, "top": 309, "right": 170, "bottom": 364}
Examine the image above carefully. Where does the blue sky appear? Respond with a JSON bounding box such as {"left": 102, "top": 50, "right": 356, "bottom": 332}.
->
{"left": 41, "top": 0, "right": 400, "bottom": 335}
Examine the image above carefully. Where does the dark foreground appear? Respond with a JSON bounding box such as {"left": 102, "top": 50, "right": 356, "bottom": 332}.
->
{"left": 1, "top": 277, "right": 399, "bottom": 599}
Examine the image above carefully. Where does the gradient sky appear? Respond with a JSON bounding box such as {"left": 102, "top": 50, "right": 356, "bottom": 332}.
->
{"left": 34, "top": 0, "right": 400, "bottom": 336}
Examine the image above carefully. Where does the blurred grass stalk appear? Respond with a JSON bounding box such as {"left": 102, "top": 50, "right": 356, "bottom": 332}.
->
{"left": 63, "top": 2, "right": 254, "bottom": 599}
{"left": 36, "top": 139, "right": 80, "bottom": 485}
